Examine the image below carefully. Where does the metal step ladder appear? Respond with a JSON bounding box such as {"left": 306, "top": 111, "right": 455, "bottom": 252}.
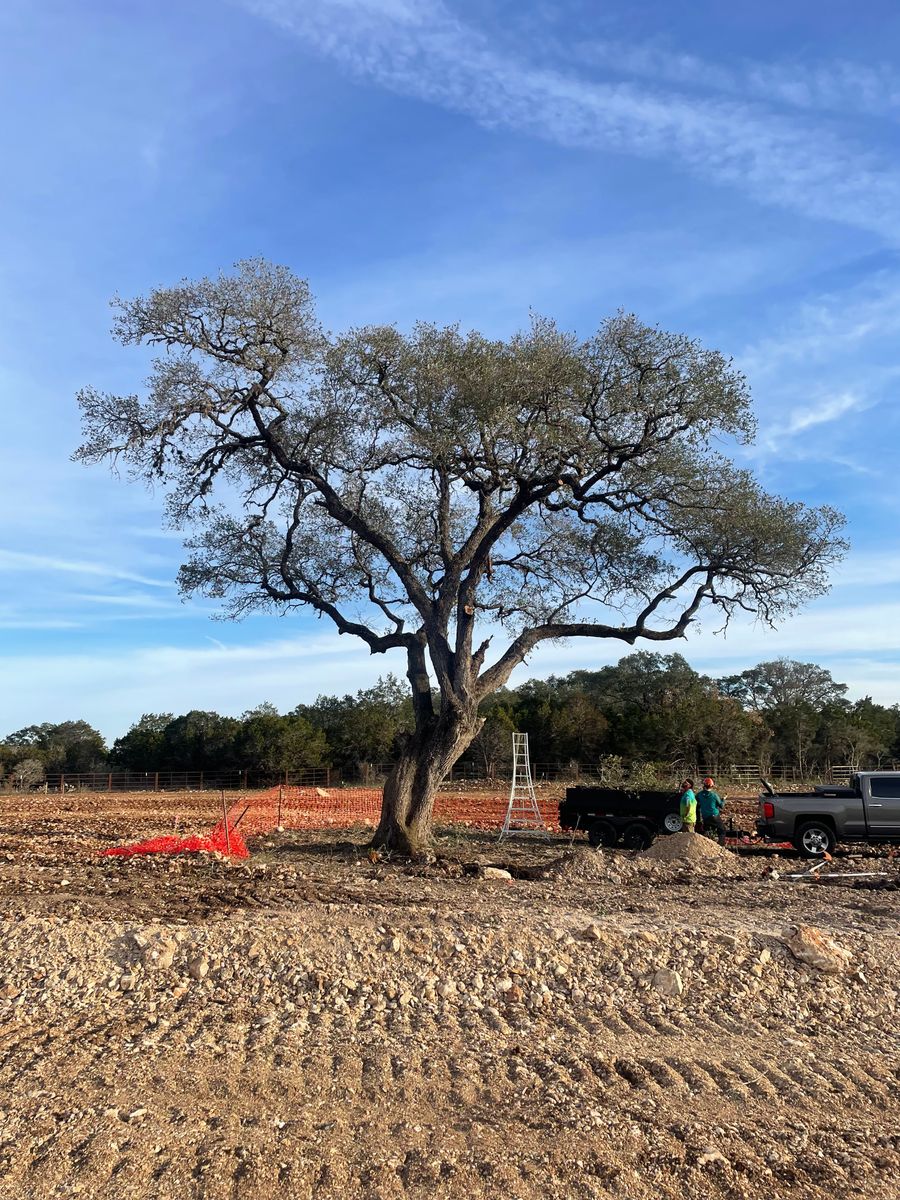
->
{"left": 499, "top": 732, "right": 550, "bottom": 840}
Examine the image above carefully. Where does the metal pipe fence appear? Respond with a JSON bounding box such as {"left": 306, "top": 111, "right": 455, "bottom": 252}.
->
{"left": 8, "top": 767, "right": 332, "bottom": 793}
{"left": 7, "top": 759, "right": 895, "bottom": 795}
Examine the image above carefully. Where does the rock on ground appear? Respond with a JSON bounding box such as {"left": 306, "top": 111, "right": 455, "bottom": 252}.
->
{"left": 785, "top": 924, "right": 853, "bottom": 973}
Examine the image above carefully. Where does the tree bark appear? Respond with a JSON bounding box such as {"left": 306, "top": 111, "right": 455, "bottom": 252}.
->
{"left": 373, "top": 712, "right": 479, "bottom": 857}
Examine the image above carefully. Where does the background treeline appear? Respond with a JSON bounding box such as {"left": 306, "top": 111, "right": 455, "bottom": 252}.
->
{"left": 3, "top": 654, "right": 900, "bottom": 787}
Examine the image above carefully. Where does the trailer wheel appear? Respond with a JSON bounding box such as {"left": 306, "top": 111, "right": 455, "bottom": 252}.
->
{"left": 663, "top": 811, "right": 683, "bottom": 833}
{"left": 793, "top": 821, "right": 836, "bottom": 858}
{"left": 621, "top": 822, "right": 654, "bottom": 851}
{"left": 587, "top": 819, "right": 617, "bottom": 848}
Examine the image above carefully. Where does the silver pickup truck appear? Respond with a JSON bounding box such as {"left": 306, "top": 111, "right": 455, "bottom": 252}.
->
{"left": 757, "top": 771, "right": 900, "bottom": 856}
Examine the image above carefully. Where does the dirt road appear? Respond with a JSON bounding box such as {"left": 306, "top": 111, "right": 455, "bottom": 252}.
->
{"left": 1, "top": 793, "right": 898, "bottom": 1199}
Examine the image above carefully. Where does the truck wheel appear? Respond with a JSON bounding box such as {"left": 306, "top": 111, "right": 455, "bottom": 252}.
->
{"left": 793, "top": 821, "right": 836, "bottom": 858}
{"left": 621, "top": 822, "right": 654, "bottom": 851}
{"left": 587, "top": 819, "right": 617, "bottom": 848}
{"left": 663, "top": 812, "right": 683, "bottom": 833}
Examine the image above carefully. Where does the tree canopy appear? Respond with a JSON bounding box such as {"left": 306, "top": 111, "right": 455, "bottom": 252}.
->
{"left": 2, "top": 721, "right": 107, "bottom": 774}
{"left": 74, "top": 261, "right": 846, "bottom": 850}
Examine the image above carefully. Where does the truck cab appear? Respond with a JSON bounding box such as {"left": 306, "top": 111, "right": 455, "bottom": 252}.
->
{"left": 858, "top": 772, "right": 900, "bottom": 835}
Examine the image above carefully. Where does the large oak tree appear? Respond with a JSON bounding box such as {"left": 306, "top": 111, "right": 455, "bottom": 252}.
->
{"left": 75, "top": 261, "right": 845, "bottom": 853}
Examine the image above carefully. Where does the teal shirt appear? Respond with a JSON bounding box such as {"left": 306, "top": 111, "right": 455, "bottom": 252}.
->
{"left": 679, "top": 789, "right": 697, "bottom": 821}
{"left": 697, "top": 788, "right": 723, "bottom": 818}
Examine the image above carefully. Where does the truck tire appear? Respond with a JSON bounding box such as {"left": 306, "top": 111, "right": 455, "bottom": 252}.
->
{"left": 587, "top": 819, "right": 617, "bottom": 848}
{"left": 663, "top": 811, "right": 683, "bottom": 833}
{"left": 793, "top": 821, "right": 836, "bottom": 858}
{"left": 621, "top": 822, "right": 654, "bottom": 851}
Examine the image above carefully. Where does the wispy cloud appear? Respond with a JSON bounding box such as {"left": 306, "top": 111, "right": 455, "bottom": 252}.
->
{"left": 0, "top": 549, "right": 171, "bottom": 589}
{"left": 0, "top": 632, "right": 395, "bottom": 738}
{"left": 770, "top": 391, "right": 870, "bottom": 439}
{"left": 242, "top": 0, "right": 900, "bottom": 240}
{"left": 137, "top": 127, "right": 166, "bottom": 180}
{"left": 833, "top": 550, "right": 900, "bottom": 588}
{"left": 72, "top": 592, "right": 180, "bottom": 610}
{"left": 0, "top": 617, "right": 82, "bottom": 630}
{"left": 519, "top": 598, "right": 900, "bottom": 688}
{"left": 735, "top": 273, "right": 900, "bottom": 470}
{"left": 740, "top": 275, "right": 900, "bottom": 380}
{"left": 320, "top": 227, "right": 801, "bottom": 331}
{"left": 572, "top": 41, "right": 900, "bottom": 121}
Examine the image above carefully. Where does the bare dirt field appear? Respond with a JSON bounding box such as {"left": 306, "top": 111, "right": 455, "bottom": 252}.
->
{"left": 1, "top": 790, "right": 899, "bottom": 1199}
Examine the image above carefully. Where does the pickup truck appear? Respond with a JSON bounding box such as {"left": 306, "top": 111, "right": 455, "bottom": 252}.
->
{"left": 559, "top": 786, "right": 686, "bottom": 850}
{"left": 757, "top": 771, "right": 900, "bottom": 856}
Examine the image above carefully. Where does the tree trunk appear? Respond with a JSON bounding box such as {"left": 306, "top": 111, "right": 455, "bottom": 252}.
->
{"left": 373, "top": 713, "right": 478, "bottom": 857}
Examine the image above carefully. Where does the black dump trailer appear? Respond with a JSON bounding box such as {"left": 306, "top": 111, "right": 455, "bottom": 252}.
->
{"left": 559, "top": 786, "right": 684, "bottom": 850}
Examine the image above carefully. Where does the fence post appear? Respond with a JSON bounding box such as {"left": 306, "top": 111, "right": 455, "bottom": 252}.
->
{"left": 277, "top": 784, "right": 283, "bottom": 828}
{"left": 221, "top": 790, "right": 231, "bottom": 855}
{"left": 59, "top": 773, "right": 64, "bottom": 794}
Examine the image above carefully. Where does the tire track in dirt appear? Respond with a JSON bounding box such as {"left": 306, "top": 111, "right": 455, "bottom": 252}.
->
{"left": 5, "top": 999, "right": 898, "bottom": 1124}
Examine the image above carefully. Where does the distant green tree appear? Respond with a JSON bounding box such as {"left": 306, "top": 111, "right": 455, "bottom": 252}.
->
{"left": 719, "top": 659, "right": 848, "bottom": 774}
{"left": 550, "top": 653, "right": 764, "bottom": 769}
{"left": 3, "top": 721, "right": 108, "bottom": 773}
{"left": 109, "top": 713, "right": 174, "bottom": 771}
{"left": 565, "top": 652, "right": 704, "bottom": 762}
{"left": 697, "top": 693, "right": 768, "bottom": 771}
{"left": 237, "top": 704, "right": 328, "bottom": 774}
{"left": 549, "top": 693, "right": 609, "bottom": 763}
{"left": 0, "top": 744, "right": 19, "bottom": 786}
{"left": 298, "top": 676, "right": 413, "bottom": 777}
{"left": 159, "top": 711, "right": 242, "bottom": 772}
{"left": 507, "top": 679, "right": 559, "bottom": 761}
{"left": 825, "top": 696, "right": 899, "bottom": 771}
{"left": 719, "top": 658, "right": 847, "bottom": 712}
{"left": 469, "top": 692, "right": 518, "bottom": 778}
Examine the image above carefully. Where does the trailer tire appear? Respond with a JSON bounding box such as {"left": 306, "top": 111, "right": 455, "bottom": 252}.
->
{"left": 587, "top": 819, "right": 618, "bottom": 848}
{"left": 621, "top": 822, "right": 654, "bottom": 851}
{"left": 663, "top": 811, "right": 683, "bottom": 833}
{"left": 793, "top": 821, "right": 836, "bottom": 858}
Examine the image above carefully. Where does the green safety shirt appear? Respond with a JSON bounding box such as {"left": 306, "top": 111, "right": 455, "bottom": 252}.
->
{"left": 697, "top": 788, "right": 723, "bottom": 819}
{"left": 679, "top": 789, "right": 697, "bottom": 823}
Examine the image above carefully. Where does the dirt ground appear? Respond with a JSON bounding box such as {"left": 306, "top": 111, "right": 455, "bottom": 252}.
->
{"left": 1, "top": 790, "right": 899, "bottom": 1200}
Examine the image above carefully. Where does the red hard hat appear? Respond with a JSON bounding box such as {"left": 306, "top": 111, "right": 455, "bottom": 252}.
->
{"left": 703, "top": 777, "right": 714, "bottom": 787}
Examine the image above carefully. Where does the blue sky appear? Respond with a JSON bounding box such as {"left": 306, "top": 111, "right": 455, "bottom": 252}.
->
{"left": 3, "top": 0, "right": 900, "bottom": 740}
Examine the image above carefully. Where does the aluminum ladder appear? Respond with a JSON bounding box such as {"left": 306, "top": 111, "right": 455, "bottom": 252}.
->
{"left": 499, "top": 732, "right": 550, "bottom": 840}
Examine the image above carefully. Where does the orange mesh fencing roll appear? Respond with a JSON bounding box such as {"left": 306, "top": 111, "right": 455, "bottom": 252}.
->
{"left": 101, "top": 820, "right": 249, "bottom": 859}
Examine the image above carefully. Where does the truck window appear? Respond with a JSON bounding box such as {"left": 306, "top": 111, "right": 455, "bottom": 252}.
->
{"left": 868, "top": 777, "right": 900, "bottom": 798}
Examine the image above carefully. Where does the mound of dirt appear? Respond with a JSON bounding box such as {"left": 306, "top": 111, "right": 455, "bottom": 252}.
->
{"left": 539, "top": 847, "right": 634, "bottom": 882}
{"left": 640, "top": 832, "right": 746, "bottom": 877}
{"left": 642, "top": 832, "right": 731, "bottom": 863}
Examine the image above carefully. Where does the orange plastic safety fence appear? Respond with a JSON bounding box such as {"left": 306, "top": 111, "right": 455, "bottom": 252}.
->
{"left": 101, "top": 820, "right": 249, "bottom": 859}
{"left": 226, "top": 786, "right": 560, "bottom": 836}
{"left": 100, "top": 786, "right": 560, "bottom": 859}
{"left": 225, "top": 786, "right": 381, "bottom": 835}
